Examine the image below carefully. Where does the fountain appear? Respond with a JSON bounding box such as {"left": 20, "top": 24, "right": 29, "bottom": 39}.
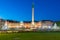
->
{"left": 52, "top": 23, "right": 60, "bottom": 30}
{"left": 1, "top": 21, "right": 9, "bottom": 30}
{"left": 2, "top": 25, "right": 8, "bottom": 30}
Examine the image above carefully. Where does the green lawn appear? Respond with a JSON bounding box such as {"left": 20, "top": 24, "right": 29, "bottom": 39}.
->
{"left": 0, "top": 32, "right": 60, "bottom": 40}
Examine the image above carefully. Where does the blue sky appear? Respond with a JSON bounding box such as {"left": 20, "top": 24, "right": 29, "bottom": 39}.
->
{"left": 0, "top": 0, "right": 60, "bottom": 21}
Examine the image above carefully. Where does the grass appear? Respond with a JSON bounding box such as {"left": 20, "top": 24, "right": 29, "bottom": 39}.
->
{"left": 0, "top": 32, "right": 60, "bottom": 40}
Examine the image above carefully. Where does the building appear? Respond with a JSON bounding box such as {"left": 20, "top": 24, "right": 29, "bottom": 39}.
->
{"left": 41, "top": 20, "right": 54, "bottom": 29}
{"left": 0, "top": 3, "right": 54, "bottom": 31}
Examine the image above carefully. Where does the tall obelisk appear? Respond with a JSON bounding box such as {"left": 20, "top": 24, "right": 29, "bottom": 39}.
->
{"left": 32, "top": 2, "right": 35, "bottom": 25}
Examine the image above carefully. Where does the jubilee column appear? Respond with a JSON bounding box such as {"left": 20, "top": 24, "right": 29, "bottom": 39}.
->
{"left": 32, "top": 3, "right": 35, "bottom": 25}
